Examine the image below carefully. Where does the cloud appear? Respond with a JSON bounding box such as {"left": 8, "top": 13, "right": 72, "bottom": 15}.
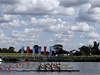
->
{"left": 94, "top": 23, "right": 100, "bottom": 29}
{"left": 30, "top": 17, "right": 64, "bottom": 27}
{"left": 0, "top": 19, "right": 27, "bottom": 28}
{"left": 87, "top": 7, "right": 100, "bottom": 14}
{"left": 90, "top": 0, "right": 100, "bottom": 8}
{"left": 70, "top": 22, "right": 94, "bottom": 32}
{"left": 30, "top": 16, "right": 70, "bottom": 32}
{"left": 12, "top": 28, "right": 42, "bottom": 41}
{"left": 78, "top": 10, "right": 100, "bottom": 22}
{"left": 0, "top": 0, "right": 19, "bottom": 5}
{"left": 0, "top": 29, "right": 5, "bottom": 39}
{"left": 1, "top": 28, "right": 43, "bottom": 49}
{"left": 2, "top": 0, "right": 59, "bottom": 15}
{"left": 0, "top": 29, "right": 15, "bottom": 48}
{"left": 84, "top": 31, "right": 100, "bottom": 39}
{"left": 0, "top": 14, "right": 19, "bottom": 23}
{"left": 1, "top": 0, "right": 75, "bottom": 16}
{"left": 50, "top": 31, "right": 74, "bottom": 45}
{"left": 77, "top": 3, "right": 100, "bottom": 22}
{"left": 59, "top": 0, "right": 89, "bottom": 7}
{"left": 0, "top": 28, "right": 42, "bottom": 49}
{"left": 0, "top": 0, "right": 100, "bottom": 51}
{"left": 54, "top": 34, "right": 70, "bottom": 45}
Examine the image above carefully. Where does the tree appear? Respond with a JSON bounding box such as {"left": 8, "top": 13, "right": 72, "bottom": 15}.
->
{"left": 69, "top": 50, "right": 76, "bottom": 56}
{"left": 79, "top": 46, "right": 91, "bottom": 55}
{"left": 53, "top": 44, "right": 63, "bottom": 52}
{"left": 53, "top": 44, "right": 65, "bottom": 56}
{"left": 56, "top": 48, "right": 64, "bottom": 56}
{"left": 92, "top": 41, "right": 100, "bottom": 55}
{"left": 74, "top": 51, "right": 85, "bottom": 56}
{"left": 2, "top": 48, "right": 8, "bottom": 53}
{"left": 8, "top": 46, "right": 16, "bottom": 53}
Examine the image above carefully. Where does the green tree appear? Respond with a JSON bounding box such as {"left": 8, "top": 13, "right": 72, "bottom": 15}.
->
{"left": 53, "top": 44, "right": 63, "bottom": 51}
{"left": 79, "top": 46, "right": 91, "bottom": 55}
{"left": 92, "top": 41, "right": 100, "bottom": 55}
{"left": 8, "top": 46, "right": 16, "bottom": 53}
{"left": 74, "top": 51, "right": 85, "bottom": 56}
{"left": 53, "top": 44, "right": 65, "bottom": 56}
{"left": 2, "top": 48, "right": 8, "bottom": 53}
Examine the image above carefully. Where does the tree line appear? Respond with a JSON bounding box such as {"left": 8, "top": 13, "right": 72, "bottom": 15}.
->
{"left": 0, "top": 41, "right": 99, "bottom": 56}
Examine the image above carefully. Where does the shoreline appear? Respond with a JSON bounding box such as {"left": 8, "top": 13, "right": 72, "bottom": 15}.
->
{"left": 1, "top": 56, "right": 100, "bottom": 62}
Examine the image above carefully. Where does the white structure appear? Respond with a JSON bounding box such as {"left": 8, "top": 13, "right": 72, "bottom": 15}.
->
{"left": 0, "top": 58, "right": 3, "bottom": 62}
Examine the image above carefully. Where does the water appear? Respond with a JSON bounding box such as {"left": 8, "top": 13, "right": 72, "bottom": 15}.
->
{"left": 0, "top": 62, "right": 100, "bottom": 75}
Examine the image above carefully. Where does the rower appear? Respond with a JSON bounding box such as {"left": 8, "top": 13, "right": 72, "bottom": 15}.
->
{"left": 37, "top": 63, "right": 42, "bottom": 70}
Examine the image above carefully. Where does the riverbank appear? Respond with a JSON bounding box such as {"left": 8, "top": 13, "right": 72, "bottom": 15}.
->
{"left": 1, "top": 56, "right": 100, "bottom": 62}
{"left": 0, "top": 53, "right": 100, "bottom": 62}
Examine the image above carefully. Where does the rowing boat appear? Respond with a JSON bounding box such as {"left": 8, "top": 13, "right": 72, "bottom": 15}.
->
{"left": 37, "top": 63, "right": 73, "bottom": 70}
{"left": 0, "top": 69, "right": 80, "bottom": 72}
{"left": 0, "top": 62, "right": 79, "bottom": 72}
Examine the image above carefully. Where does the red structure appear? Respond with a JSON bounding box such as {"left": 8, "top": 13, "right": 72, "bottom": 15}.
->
{"left": 44, "top": 46, "right": 47, "bottom": 55}
{"left": 26, "top": 46, "right": 30, "bottom": 55}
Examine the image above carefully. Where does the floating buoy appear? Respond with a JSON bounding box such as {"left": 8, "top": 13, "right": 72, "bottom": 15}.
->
{"left": 8, "top": 67, "right": 12, "bottom": 70}
{"left": 16, "top": 64, "right": 19, "bottom": 68}
{"left": 9, "top": 64, "right": 12, "bottom": 67}
{"left": 0, "top": 67, "right": 3, "bottom": 70}
{"left": 26, "top": 62, "right": 29, "bottom": 65}
{"left": 21, "top": 62, "right": 24, "bottom": 66}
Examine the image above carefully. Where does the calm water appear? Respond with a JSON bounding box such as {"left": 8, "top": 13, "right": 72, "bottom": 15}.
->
{"left": 0, "top": 62, "right": 100, "bottom": 75}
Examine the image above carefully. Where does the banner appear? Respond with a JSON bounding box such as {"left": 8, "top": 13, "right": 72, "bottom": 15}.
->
{"left": 21, "top": 46, "right": 24, "bottom": 54}
{"left": 49, "top": 46, "right": 52, "bottom": 55}
{"left": 38, "top": 47, "right": 41, "bottom": 55}
{"left": 32, "top": 46, "right": 35, "bottom": 54}
{"left": 26, "top": 46, "right": 30, "bottom": 55}
{"left": 44, "top": 46, "right": 47, "bottom": 55}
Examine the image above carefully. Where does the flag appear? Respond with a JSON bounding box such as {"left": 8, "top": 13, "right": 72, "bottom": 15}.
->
{"left": 32, "top": 46, "right": 35, "bottom": 54}
{"left": 26, "top": 46, "right": 30, "bottom": 55}
{"left": 49, "top": 46, "right": 52, "bottom": 55}
{"left": 38, "top": 47, "right": 41, "bottom": 55}
{"left": 44, "top": 46, "right": 47, "bottom": 55}
{"left": 21, "top": 46, "right": 24, "bottom": 54}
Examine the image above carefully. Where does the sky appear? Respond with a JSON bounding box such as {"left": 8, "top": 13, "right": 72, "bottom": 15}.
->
{"left": 0, "top": 0, "right": 100, "bottom": 51}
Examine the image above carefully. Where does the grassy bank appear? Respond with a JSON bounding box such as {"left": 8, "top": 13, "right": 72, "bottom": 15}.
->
{"left": 0, "top": 53, "right": 38, "bottom": 57}
{"left": 1, "top": 53, "right": 100, "bottom": 62}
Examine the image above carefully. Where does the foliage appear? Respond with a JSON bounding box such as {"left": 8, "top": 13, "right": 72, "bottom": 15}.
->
{"left": 53, "top": 44, "right": 63, "bottom": 52}
{"left": 79, "top": 46, "right": 91, "bottom": 55}
{"left": 0, "top": 41, "right": 99, "bottom": 56}
{"left": 0, "top": 46, "right": 16, "bottom": 53}
{"left": 91, "top": 41, "right": 100, "bottom": 55}
{"left": 52, "top": 44, "right": 69, "bottom": 56}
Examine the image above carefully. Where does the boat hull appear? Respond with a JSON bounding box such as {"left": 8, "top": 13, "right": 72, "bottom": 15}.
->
{"left": 0, "top": 69, "right": 80, "bottom": 72}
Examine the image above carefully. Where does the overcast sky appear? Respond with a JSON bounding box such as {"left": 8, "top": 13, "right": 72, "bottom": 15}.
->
{"left": 0, "top": 0, "right": 100, "bottom": 51}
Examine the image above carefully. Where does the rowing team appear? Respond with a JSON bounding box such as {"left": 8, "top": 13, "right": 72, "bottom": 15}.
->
{"left": 37, "top": 62, "right": 61, "bottom": 70}
{"left": 0, "top": 61, "right": 31, "bottom": 70}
